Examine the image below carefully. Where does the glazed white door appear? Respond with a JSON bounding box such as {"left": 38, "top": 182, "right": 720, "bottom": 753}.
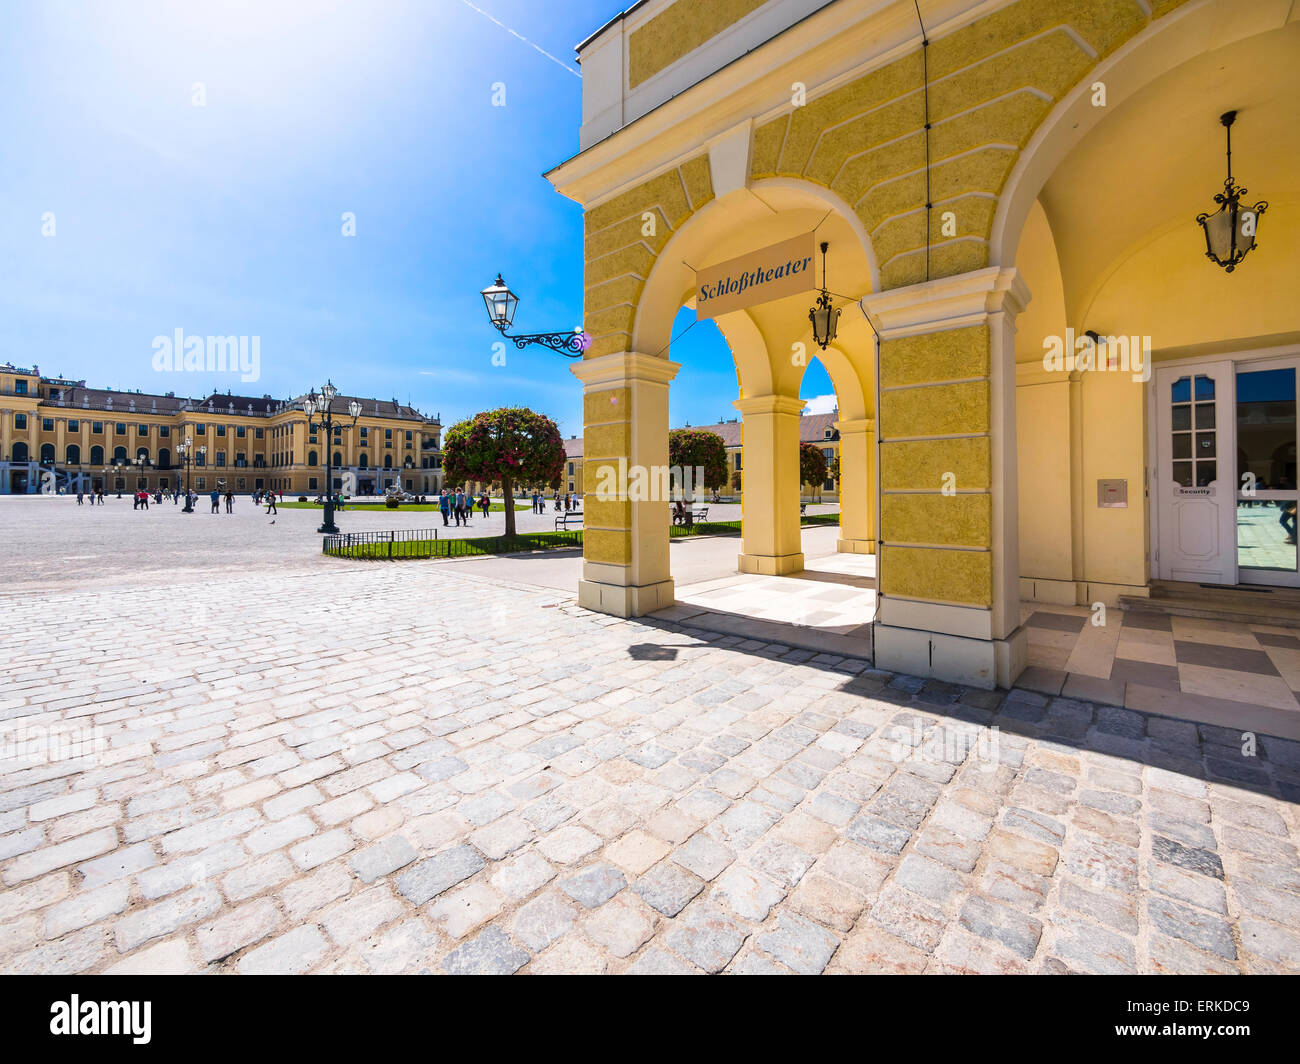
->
{"left": 1155, "top": 362, "right": 1237, "bottom": 584}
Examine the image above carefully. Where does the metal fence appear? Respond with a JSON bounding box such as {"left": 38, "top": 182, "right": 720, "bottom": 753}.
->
{"left": 324, "top": 512, "right": 840, "bottom": 559}
{"left": 322, "top": 527, "right": 583, "bottom": 560}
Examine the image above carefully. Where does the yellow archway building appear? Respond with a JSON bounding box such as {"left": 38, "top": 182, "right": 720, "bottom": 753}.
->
{"left": 547, "top": 0, "right": 1300, "bottom": 689}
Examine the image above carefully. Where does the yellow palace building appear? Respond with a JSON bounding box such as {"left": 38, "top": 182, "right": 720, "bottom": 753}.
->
{"left": 546, "top": 0, "right": 1300, "bottom": 689}
{"left": 0, "top": 364, "right": 443, "bottom": 497}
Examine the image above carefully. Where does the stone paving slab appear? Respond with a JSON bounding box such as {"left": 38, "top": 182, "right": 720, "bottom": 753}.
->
{"left": 1, "top": 501, "right": 1298, "bottom": 974}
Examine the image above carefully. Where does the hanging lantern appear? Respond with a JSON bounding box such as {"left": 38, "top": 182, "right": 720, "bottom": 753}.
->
{"left": 1195, "top": 110, "right": 1268, "bottom": 273}
{"left": 808, "top": 241, "right": 840, "bottom": 350}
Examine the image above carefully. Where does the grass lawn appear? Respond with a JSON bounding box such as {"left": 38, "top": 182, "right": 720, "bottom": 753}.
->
{"left": 280, "top": 500, "right": 531, "bottom": 512}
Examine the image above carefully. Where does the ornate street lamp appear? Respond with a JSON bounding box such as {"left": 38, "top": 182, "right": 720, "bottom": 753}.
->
{"left": 176, "top": 436, "right": 206, "bottom": 512}
{"left": 809, "top": 241, "right": 841, "bottom": 350}
{"left": 304, "top": 381, "right": 361, "bottom": 535}
{"left": 1195, "top": 110, "right": 1268, "bottom": 273}
{"left": 480, "top": 274, "right": 589, "bottom": 357}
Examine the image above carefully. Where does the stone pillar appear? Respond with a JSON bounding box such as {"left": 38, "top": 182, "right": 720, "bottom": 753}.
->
{"left": 572, "top": 352, "right": 680, "bottom": 617}
{"left": 861, "top": 266, "right": 1029, "bottom": 690}
{"left": 835, "top": 417, "right": 875, "bottom": 554}
{"left": 734, "top": 394, "right": 806, "bottom": 575}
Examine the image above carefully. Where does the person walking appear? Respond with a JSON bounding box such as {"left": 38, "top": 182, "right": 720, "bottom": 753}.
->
{"left": 209, "top": 489, "right": 219, "bottom": 513}
{"left": 265, "top": 490, "right": 278, "bottom": 515}
{"left": 480, "top": 492, "right": 489, "bottom": 519}
{"left": 439, "top": 490, "right": 450, "bottom": 527}
{"left": 76, "top": 490, "right": 84, "bottom": 506}
{"left": 456, "top": 487, "right": 467, "bottom": 526}
{"left": 224, "top": 489, "right": 234, "bottom": 513}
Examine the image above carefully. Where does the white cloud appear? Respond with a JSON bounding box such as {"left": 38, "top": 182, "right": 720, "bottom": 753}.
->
{"left": 801, "top": 393, "right": 838, "bottom": 415}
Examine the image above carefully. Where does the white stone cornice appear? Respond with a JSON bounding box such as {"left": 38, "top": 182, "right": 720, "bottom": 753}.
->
{"left": 859, "top": 267, "right": 1031, "bottom": 339}
{"left": 834, "top": 417, "right": 874, "bottom": 434}
{"left": 570, "top": 351, "right": 682, "bottom": 389}
{"left": 733, "top": 394, "right": 806, "bottom": 417}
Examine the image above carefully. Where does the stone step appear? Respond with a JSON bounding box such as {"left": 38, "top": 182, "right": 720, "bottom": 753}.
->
{"left": 1119, "top": 594, "right": 1300, "bottom": 629}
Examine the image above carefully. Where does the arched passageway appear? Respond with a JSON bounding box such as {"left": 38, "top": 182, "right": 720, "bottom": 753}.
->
{"left": 571, "top": 178, "right": 879, "bottom": 652}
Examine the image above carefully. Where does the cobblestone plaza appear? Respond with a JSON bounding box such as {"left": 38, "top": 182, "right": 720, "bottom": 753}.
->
{"left": 1, "top": 497, "right": 1297, "bottom": 974}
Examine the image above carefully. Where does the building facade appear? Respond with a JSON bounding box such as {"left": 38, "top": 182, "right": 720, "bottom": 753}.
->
{"left": 547, "top": 0, "right": 1299, "bottom": 689}
{"left": 0, "top": 364, "right": 443, "bottom": 496}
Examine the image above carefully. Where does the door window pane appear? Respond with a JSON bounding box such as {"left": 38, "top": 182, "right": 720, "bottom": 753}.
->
{"left": 1238, "top": 499, "right": 1298, "bottom": 572}
{"left": 1236, "top": 367, "right": 1296, "bottom": 495}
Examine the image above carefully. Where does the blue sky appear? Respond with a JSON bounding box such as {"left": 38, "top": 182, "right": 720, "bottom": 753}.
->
{"left": 0, "top": 0, "right": 835, "bottom": 437}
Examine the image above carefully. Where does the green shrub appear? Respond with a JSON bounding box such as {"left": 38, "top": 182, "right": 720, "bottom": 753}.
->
{"left": 298, "top": 496, "right": 307, "bottom": 503}
{"left": 385, "top": 496, "right": 400, "bottom": 509}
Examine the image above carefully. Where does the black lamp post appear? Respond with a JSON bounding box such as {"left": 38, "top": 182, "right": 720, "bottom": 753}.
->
{"left": 304, "top": 381, "right": 361, "bottom": 535}
{"left": 1195, "top": 110, "right": 1268, "bottom": 273}
{"left": 480, "top": 274, "right": 590, "bottom": 357}
{"left": 176, "top": 437, "right": 205, "bottom": 512}
{"left": 809, "top": 241, "right": 841, "bottom": 350}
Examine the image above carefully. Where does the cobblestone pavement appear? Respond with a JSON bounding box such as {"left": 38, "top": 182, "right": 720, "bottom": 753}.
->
{"left": 0, "top": 496, "right": 788, "bottom": 593}
{"left": 1, "top": 507, "right": 1299, "bottom": 974}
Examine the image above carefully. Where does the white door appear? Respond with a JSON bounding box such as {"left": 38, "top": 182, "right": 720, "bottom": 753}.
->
{"left": 1155, "top": 362, "right": 1236, "bottom": 584}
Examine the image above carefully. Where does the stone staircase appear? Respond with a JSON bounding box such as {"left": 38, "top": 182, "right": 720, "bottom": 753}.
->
{"left": 1119, "top": 580, "right": 1300, "bottom": 629}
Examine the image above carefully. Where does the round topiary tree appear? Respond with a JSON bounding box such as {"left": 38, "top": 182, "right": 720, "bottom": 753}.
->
{"left": 443, "top": 408, "right": 565, "bottom": 536}
{"left": 799, "top": 442, "right": 827, "bottom": 500}
{"left": 668, "top": 428, "right": 728, "bottom": 499}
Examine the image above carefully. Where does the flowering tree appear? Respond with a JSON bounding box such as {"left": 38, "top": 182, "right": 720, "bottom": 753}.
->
{"left": 443, "top": 408, "right": 564, "bottom": 536}
{"left": 799, "top": 442, "right": 828, "bottom": 500}
{"left": 668, "top": 428, "right": 728, "bottom": 495}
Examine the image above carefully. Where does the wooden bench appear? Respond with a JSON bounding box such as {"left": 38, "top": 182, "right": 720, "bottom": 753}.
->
{"left": 692, "top": 507, "right": 708, "bottom": 522}
{"left": 555, "top": 511, "right": 583, "bottom": 530}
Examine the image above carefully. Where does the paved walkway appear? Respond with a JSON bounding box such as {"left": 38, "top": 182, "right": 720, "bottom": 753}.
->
{"left": 1, "top": 496, "right": 1298, "bottom": 973}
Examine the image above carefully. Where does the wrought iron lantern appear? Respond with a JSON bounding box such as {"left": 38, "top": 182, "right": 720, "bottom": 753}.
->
{"left": 809, "top": 241, "right": 841, "bottom": 350}
{"left": 1195, "top": 110, "right": 1268, "bottom": 273}
{"left": 480, "top": 274, "right": 588, "bottom": 357}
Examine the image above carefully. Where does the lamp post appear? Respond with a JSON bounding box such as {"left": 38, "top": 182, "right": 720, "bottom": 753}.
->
{"left": 1195, "top": 110, "right": 1268, "bottom": 273}
{"left": 480, "top": 275, "right": 590, "bottom": 357}
{"left": 176, "top": 437, "right": 206, "bottom": 512}
{"left": 304, "top": 381, "right": 361, "bottom": 534}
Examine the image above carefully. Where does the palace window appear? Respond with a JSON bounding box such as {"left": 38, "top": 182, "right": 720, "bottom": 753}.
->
{"left": 237, "top": 426, "right": 246, "bottom": 438}
{"left": 14, "top": 414, "right": 27, "bottom": 429}
{"left": 138, "top": 424, "right": 148, "bottom": 435}
{"left": 256, "top": 428, "right": 264, "bottom": 439}
{"left": 196, "top": 423, "right": 206, "bottom": 434}
{"left": 43, "top": 418, "right": 54, "bottom": 431}
{"left": 216, "top": 425, "right": 226, "bottom": 437}
{"left": 91, "top": 421, "right": 103, "bottom": 434}
{"left": 68, "top": 420, "right": 79, "bottom": 432}
{"left": 159, "top": 426, "right": 169, "bottom": 437}
{"left": 115, "top": 423, "right": 126, "bottom": 435}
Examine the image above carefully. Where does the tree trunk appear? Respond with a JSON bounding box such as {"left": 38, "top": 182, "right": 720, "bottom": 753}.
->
{"left": 501, "top": 474, "right": 514, "bottom": 537}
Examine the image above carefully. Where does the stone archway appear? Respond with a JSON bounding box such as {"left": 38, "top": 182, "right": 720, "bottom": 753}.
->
{"left": 572, "top": 177, "right": 879, "bottom": 616}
